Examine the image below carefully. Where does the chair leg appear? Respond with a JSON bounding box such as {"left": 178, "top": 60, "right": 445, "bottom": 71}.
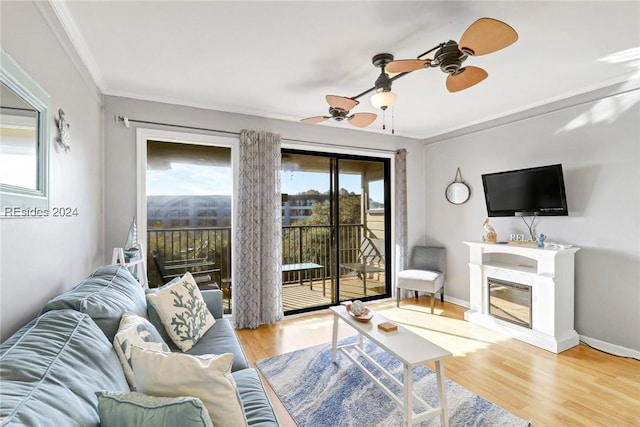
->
{"left": 440, "top": 285, "right": 444, "bottom": 302}
{"left": 414, "top": 290, "right": 419, "bottom": 299}
{"left": 396, "top": 289, "right": 400, "bottom": 307}
{"left": 430, "top": 292, "right": 435, "bottom": 314}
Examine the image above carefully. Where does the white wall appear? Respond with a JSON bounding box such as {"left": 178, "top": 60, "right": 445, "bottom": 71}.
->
{"left": 0, "top": 2, "right": 104, "bottom": 339}
{"left": 423, "top": 82, "right": 640, "bottom": 353}
{"left": 103, "top": 95, "right": 425, "bottom": 269}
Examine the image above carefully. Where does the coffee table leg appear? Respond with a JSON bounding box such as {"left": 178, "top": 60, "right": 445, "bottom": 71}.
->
{"left": 331, "top": 313, "right": 339, "bottom": 363}
{"left": 403, "top": 364, "right": 412, "bottom": 426}
{"left": 435, "top": 360, "right": 449, "bottom": 427}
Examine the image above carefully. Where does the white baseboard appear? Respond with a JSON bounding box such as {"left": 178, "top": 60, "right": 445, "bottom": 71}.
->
{"left": 579, "top": 335, "right": 640, "bottom": 360}
{"left": 443, "top": 295, "right": 469, "bottom": 308}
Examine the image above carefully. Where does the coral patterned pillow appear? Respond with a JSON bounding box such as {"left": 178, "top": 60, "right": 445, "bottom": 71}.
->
{"left": 146, "top": 272, "right": 215, "bottom": 352}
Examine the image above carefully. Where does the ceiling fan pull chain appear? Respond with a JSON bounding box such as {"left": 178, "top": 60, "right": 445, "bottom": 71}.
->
{"left": 391, "top": 105, "right": 395, "bottom": 135}
{"left": 382, "top": 109, "right": 386, "bottom": 130}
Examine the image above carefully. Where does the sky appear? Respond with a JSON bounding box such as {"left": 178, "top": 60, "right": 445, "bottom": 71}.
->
{"left": 147, "top": 165, "right": 383, "bottom": 204}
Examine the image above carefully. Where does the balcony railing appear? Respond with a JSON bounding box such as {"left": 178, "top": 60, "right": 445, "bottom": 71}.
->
{"left": 147, "top": 227, "right": 231, "bottom": 287}
{"left": 147, "top": 224, "right": 367, "bottom": 288}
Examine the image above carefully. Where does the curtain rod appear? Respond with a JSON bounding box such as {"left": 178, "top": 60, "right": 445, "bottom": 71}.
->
{"left": 114, "top": 115, "right": 240, "bottom": 136}
{"left": 113, "top": 115, "right": 399, "bottom": 154}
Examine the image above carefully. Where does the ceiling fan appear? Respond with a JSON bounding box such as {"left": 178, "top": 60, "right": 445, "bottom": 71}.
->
{"left": 300, "top": 17, "right": 517, "bottom": 129}
{"left": 300, "top": 95, "right": 377, "bottom": 128}
{"left": 385, "top": 18, "right": 518, "bottom": 92}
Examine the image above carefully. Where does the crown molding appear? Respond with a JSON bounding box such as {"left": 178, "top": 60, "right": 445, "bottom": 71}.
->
{"left": 422, "top": 75, "right": 640, "bottom": 144}
{"left": 36, "top": 0, "right": 106, "bottom": 101}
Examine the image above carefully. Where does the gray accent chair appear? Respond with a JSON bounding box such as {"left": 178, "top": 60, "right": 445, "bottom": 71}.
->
{"left": 396, "top": 246, "right": 446, "bottom": 313}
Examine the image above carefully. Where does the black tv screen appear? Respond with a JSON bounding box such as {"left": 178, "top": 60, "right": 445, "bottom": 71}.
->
{"left": 482, "top": 164, "right": 568, "bottom": 217}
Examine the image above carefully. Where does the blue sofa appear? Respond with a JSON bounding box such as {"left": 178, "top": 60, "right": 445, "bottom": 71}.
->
{"left": 0, "top": 265, "right": 279, "bottom": 426}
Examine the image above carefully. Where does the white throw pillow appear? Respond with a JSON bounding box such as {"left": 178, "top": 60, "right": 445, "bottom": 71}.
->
{"left": 146, "top": 272, "right": 215, "bottom": 351}
{"left": 113, "top": 311, "right": 170, "bottom": 390}
{"left": 131, "top": 347, "right": 247, "bottom": 427}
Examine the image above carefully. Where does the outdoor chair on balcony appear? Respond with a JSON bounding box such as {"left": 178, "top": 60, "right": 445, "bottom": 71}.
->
{"left": 152, "top": 250, "right": 221, "bottom": 288}
{"left": 340, "top": 237, "right": 385, "bottom": 296}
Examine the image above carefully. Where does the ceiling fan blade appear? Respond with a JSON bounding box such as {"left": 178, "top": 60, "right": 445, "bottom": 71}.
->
{"left": 326, "top": 95, "right": 359, "bottom": 111}
{"left": 348, "top": 112, "right": 377, "bottom": 128}
{"left": 459, "top": 17, "right": 518, "bottom": 56}
{"left": 446, "top": 66, "right": 488, "bottom": 92}
{"left": 300, "top": 116, "right": 330, "bottom": 124}
{"left": 386, "top": 59, "right": 430, "bottom": 73}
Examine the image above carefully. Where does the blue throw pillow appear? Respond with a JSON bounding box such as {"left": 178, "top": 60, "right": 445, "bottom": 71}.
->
{"left": 96, "top": 390, "right": 212, "bottom": 427}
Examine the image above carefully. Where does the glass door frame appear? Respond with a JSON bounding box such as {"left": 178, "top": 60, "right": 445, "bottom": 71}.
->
{"left": 282, "top": 148, "right": 392, "bottom": 315}
{"left": 135, "top": 128, "right": 239, "bottom": 290}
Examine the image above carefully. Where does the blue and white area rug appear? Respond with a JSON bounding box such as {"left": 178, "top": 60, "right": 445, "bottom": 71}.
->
{"left": 257, "top": 337, "right": 530, "bottom": 427}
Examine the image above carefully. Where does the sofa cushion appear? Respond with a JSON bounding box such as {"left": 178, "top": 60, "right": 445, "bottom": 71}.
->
{"left": 41, "top": 265, "right": 147, "bottom": 341}
{"left": 146, "top": 288, "right": 225, "bottom": 351}
{"left": 132, "top": 347, "right": 247, "bottom": 427}
{"left": 146, "top": 272, "right": 215, "bottom": 352}
{"left": 187, "top": 317, "right": 249, "bottom": 372}
{"left": 96, "top": 390, "right": 213, "bottom": 427}
{"left": 0, "top": 310, "right": 129, "bottom": 427}
{"left": 113, "top": 311, "right": 170, "bottom": 390}
{"left": 232, "top": 369, "right": 280, "bottom": 427}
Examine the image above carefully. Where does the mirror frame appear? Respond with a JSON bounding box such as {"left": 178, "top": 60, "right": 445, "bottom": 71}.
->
{"left": 1, "top": 49, "right": 50, "bottom": 217}
{"left": 445, "top": 181, "right": 471, "bottom": 205}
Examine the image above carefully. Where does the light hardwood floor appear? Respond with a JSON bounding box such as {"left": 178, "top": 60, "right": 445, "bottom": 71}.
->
{"left": 236, "top": 296, "right": 640, "bottom": 427}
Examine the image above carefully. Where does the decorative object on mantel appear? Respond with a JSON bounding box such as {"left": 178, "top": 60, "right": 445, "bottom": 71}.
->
{"left": 482, "top": 218, "right": 497, "bottom": 242}
{"left": 537, "top": 233, "right": 547, "bottom": 248}
{"left": 55, "top": 108, "right": 71, "bottom": 152}
{"left": 445, "top": 167, "right": 471, "bottom": 204}
{"left": 509, "top": 233, "right": 536, "bottom": 245}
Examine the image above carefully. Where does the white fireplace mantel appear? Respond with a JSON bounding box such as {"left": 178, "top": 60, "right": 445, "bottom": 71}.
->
{"left": 463, "top": 241, "right": 580, "bottom": 353}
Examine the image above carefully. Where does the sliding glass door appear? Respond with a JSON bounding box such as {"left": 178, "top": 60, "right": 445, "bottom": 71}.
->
{"left": 281, "top": 149, "right": 390, "bottom": 314}
{"left": 337, "top": 158, "right": 387, "bottom": 302}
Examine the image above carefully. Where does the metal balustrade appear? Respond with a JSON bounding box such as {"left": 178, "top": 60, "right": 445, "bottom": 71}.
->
{"left": 147, "top": 224, "right": 367, "bottom": 287}
{"left": 146, "top": 224, "right": 377, "bottom": 312}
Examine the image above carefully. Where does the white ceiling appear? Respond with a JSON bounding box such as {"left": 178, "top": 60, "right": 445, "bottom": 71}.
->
{"left": 57, "top": 1, "right": 640, "bottom": 139}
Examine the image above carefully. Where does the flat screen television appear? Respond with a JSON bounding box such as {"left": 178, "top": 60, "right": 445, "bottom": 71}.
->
{"left": 482, "top": 164, "right": 568, "bottom": 217}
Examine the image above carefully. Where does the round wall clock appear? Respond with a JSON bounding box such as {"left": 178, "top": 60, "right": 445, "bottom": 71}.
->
{"left": 445, "top": 168, "right": 470, "bottom": 205}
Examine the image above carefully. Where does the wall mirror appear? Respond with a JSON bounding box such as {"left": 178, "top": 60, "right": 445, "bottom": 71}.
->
{"left": 445, "top": 168, "right": 471, "bottom": 205}
{"left": 1, "top": 49, "right": 50, "bottom": 217}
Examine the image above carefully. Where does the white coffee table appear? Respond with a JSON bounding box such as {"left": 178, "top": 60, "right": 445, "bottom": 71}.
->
{"left": 330, "top": 305, "right": 452, "bottom": 427}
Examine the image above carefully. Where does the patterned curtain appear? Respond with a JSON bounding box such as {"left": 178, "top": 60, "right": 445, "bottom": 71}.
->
{"left": 234, "top": 130, "right": 283, "bottom": 329}
{"left": 394, "top": 149, "right": 409, "bottom": 299}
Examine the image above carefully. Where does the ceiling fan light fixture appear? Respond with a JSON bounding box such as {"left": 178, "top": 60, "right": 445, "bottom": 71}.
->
{"left": 371, "top": 90, "right": 397, "bottom": 110}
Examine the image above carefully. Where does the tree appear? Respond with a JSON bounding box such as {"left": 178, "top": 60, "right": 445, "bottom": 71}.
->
{"left": 297, "top": 189, "right": 361, "bottom": 226}
{"left": 282, "top": 190, "right": 363, "bottom": 268}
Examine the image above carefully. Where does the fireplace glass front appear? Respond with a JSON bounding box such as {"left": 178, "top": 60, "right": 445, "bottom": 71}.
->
{"left": 488, "top": 277, "right": 532, "bottom": 328}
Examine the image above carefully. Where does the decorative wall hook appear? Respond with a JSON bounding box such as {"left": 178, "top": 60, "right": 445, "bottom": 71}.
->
{"left": 56, "top": 108, "right": 71, "bottom": 152}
